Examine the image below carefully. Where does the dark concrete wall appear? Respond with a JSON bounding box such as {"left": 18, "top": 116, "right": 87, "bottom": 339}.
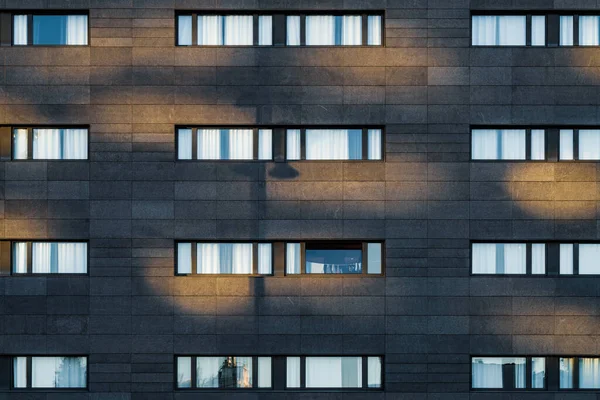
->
{"left": 0, "top": 0, "right": 598, "bottom": 399}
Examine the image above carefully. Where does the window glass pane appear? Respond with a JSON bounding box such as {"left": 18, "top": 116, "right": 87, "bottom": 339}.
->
{"left": 33, "top": 129, "right": 88, "bottom": 160}
{"left": 560, "top": 16, "right": 574, "bottom": 46}
{"left": 580, "top": 358, "right": 600, "bottom": 388}
{"left": 559, "top": 129, "right": 574, "bottom": 160}
{"left": 472, "top": 243, "right": 525, "bottom": 274}
{"left": 258, "top": 243, "right": 272, "bottom": 275}
{"left": 560, "top": 244, "right": 574, "bottom": 275}
{"left": 500, "top": 130, "right": 526, "bottom": 160}
{"left": 13, "top": 15, "right": 27, "bottom": 45}
{"left": 368, "top": 357, "right": 382, "bottom": 388}
{"left": 472, "top": 129, "right": 498, "bottom": 159}
{"left": 472, "top": 16, "right": 525, "bottom": 46}
{"left": 306, "top": 357, "right": 362, "bottom": 388}
{"left": 178, "top": 15, "right": 192, "bottom": 45}
{"left": 257, "top": 357, "right": 272, "bottom": 388}
{"left": 580, "top": 16, "right": 600, "bottom": 46}
{"left": 560, "top": 358, "right": 574, "bottom": 388}
{"left": 12, "top": 242, "right": 27, "bottom": 274}
{"left": 286, "top": 357, "right": 301, "bottom": 387}
{"left": 31, "top": 242, "right": 87, "bottom": 274}
{"left": 178, "top": 129, "right": 192, "bottom": 160}
{"left": 579, "top": 244, "right": 600, "bottom": 274}
{"left": 472, "top": 357, "right": 526, "bottom": 389}
{"left": 286, "top": 129, "right": 301, "bottom": 160}
{"left": 177, "top": 243, "right": 192, "bottom": 274}
{"left": 342, "top": 15, "right": 362, "bottom": 45}
{"left": 286, "top": 243, "right": 301, "bottom": 274}
{"left": 531, "top": 16, "right": 545, "bottom": 46}
{"left": 368, "top": 129, "right": 382, "bottom": 160}
{"left": 197, "top": 357, "right": 224, "bottom": 388}
{"left": 258, "top": 129, "right": 272, "bottom": 160}
{"left": 306, "top": 244, "right": 362, "bottom": 274}
{"left": 367, "top": 15, "right": 382, "bottom": 45}
{"left": 259, "top": 16, "right": 272, "bottom": 45}
{"left": 13, "top": 128, "right": 28, "bottom": 159}
{"left": 306, "top": 15, "right": 335, "bottom": 45}
{"left": 13, "top": 357, "right": 27, "bottom": 388}
{"left": 531, "top": 129, "right": 545, "bottom": 160}
{"left": 197, "top": 357, "right": 252, "bottom": 388}
{"left": 32, "top": 357, "right": 86, "bottom": 388}
{"left": 33, "top": 15, "right": 88, "bottom": 45}
{"left": 286, "top": 16, "right": 300, "bottom": 45}
{"left": 197, "top": 243, "right": 252, "bottom": 274}
{"left": 579, "top": 130, "right": 600, "bottom": 160}
{"left": 224, "top": 15, "right": 253, "bottom": 45}
{"left": 367, "top": 243, "right": 382, "bottom": 274}
{"left": 472, "top": 243, "right": 497, "bottom": 274}
{"left": 306, "top": 129, "right": 362, "bottom": 160}
{"left": 531, "top": 244, "right": 545, "bottom": 275}
{"left": 532, "top": 357, "right": 545, "bottom": 388}
{"left": 227, "top": 129, "right": 253, "bottom": 159}
{"left": 198, "top": 15, "right": 223, "bottom": 45}
{"left": 197, "top": 129, "right": 221, "bottom": 159}
{"left": 503, "top": 243, "right": 526, "bottom": 274}
{"left": 177, "top": 357, "right": 192, "bottom": 388}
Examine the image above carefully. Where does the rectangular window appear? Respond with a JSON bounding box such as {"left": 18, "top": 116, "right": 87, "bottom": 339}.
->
{"left": 176, "top": 242, "right": 272, "bottom": 275}
{"left": 176, "top": 356, "right": 271, "bottom": 389}
{"left": 12, "top": 242, "right": 87, "bottom": 275}
{"left": 560, "top": 16, "right": 574, "bottom": 45}
{"left": 286, "top": 14, "right": 382, "bottom": 46}
{"left": 471, "top": 129, "right": 545, "bottom": 160}
{"left": 177, "top": 128, "right": 272, "bottom": 161}
{"left": 12, "top": 127, "right": 88, "bottom": 160}
{"left": 13, "top": 356, "right": 87, "bottom": 389}
{"left": 560, "top": 243, "right": 600, "bottom": 275}
{"left": 472, "top": 15, "right": 527, "bottom": 46}
{"left": 560, "top": 129, "right": 600, "bottom": 160}
{"left": 12, "top": 14, "right": 88, "bottom": 45}
{"left": 177, "top": 14, "right": 272, "bottom": 46}
{"left": 286, "top": 241, "right": 384, "bottom": 275}
{"left": 472, "top": 243, "right": 545, "bottom": 275}
{"left": 559, "top": 15, "right": 600, "bottom": 46}
{"left": 560, "top": 357, "right": 600, "bottom": 389}
{"left": 471, "top": 357, "right": 543, "bottom": 390}
{"left": 285, "top": 356, "right": 382, "bottom": 389}
{"left": 286, "top": 128, "right": 383, "bottom": 161}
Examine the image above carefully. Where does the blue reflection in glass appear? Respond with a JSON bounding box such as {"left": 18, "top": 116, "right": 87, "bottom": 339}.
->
{"left": 33, "top": 16, "right": 68, "bottom": 45}
{"left": 305, "top": 249, "right": 362, "bottom": 274}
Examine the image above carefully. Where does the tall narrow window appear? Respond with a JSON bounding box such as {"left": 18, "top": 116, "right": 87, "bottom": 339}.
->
{"left": 560, "top": 16, "right": 574, "bottom": 46}
{"left": 531, "top": 16, "right": 546, "bottom": 46}
{"left": 367, "top": 15, "right": 382, "bottom": 45}
{"left": 12, "top": 242, "right": 88, "bottom": 274}
{"left": 286, "top": 16, "right": 301, "bottom": 45}
{"left": 258, "top": 16, "right": 272, "bottom": 45}
{"left": 580, "top": 16, "right": 600, "bottom": 45}
{"left": 472, "top": 16, "right": 526, "bottom": 46}
{"left": 13, "top": 14, "right": 88, "bottom": 45}
{"left": 13, "top": 357, "right": 87, "bottom": 389}
{"left": 178, "top": 15, "right": 193, "bottom": 45}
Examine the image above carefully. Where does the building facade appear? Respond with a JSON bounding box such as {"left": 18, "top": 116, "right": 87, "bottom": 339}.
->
{"left": 0, "top": 0, "right": 598, "bottom": 398}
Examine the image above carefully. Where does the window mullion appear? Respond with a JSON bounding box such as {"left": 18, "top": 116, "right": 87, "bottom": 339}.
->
{"left": 27, "top": 14, "right": 33, "bottom": 45}
{"left": 192, "top": 13, "right": 198, "bottom": 46}
{"left": 362, "top": 242, "right": 368, "bottom": 275}
{"left": 574, "top": 14, "right": 579, "bottom": 46}
{"left": 253, "top": 14, "right": 259, "bottom": 46}
{"left": 26, "top": 356, "right": 32, "bottom": 389}
{"left": 525, "top": 129, "right": 532, "bottom": 160}
{"left": 362, "top": 14, "right": 368, "bottom": 45}
{"left": 573, "top": 243, "right": 579, "bottom": 275}
{"left": 300, "top": 243, "right": 306, "bottom": 274}
{"left": 253, "top": 128, "right": 259, "bottom": 160}
{"left": 252, "top": 242, "right": 258, "bottom": 275}
{"left": 574, "top": 129, "right": 579, "bottom": 161}
{"left": 27, "top": 128, "right": 33, "bottom": 160}
{"left": 191, "top": 242, "right": 197, "bottom": 275}
{"left": 526, "top": 15, "right": 532, "bottom": 46}
{"left": 300, "top": 129, "right": 306, "bottom": 160}
{"left": 526, "top": 357, "right": 532, "bottom": 389}
{"left": 191, "top": 356, "right": 197, "bottom": 389}
{"left": 526, "top": 243, "right": 532, "bottom": 275}
{"left": 300, "top": 15, "right": 306, "bottom": 46}
{"left": 192, "top": 128, "right": 198, "bottom": 160}
{"left": 252, "top": 356, "right": 258, "bottom": 388}
{"left": 362, "top": 356, "right": 368, "bottom": 388}
{"left": 26, "top": 242, "right": 32, "bottom": 274}
{"left": 362, "top": 128, "right": 368, "bottom": 160}
{"left": 574, "top": 357, "right": 580, "bottom": 389}
{"left": 300, "top": 357, "right": 306, "bottom": 388}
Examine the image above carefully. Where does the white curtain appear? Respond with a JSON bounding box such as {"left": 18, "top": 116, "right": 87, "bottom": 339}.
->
{"left": 472, "top": 358, "right": 503, "bottom": 388}
{"left": 559, "top": 129, "right": 574, "bottom": 160}
{"left": 32, "top": 357, "right": 86, "bottom": 388}
{"left": 198, "top": 15, "right": 223, "bottom": 45}
{"left": 504, "top": 243, "right": 526, "bottom": 274}
{"left": 62, "top": 129, "right": 88, "bottom": 159}
{"left": 178, "top": 15, "right": 193, "bottom": 45}
{"left": 286, "top": 357, "right": 301, "bottom": 388}
{"left": 177, "top": 243, "right": 192, "bottom": 274}
{"left": 224, "top": 15, "right": 253, "bottom": 45}
{"left": 13, "top": 128, "right": 28, "bottom": 159}
{"left": 531, "top": 15, "right": 546, "bottom": 46}
{"left": 13, "top": 15, "right": 28, "bottom": 45}
{"left": 258, "top": 357, "right": 272, "bottom": 388}
{"left": 580, "top": 358, "right": 600, "bottom": 388}
{"left": 197, "top": 243, "right": 252, "bottom": 274}
{"left": 13, "top": 242, "right": 27, "bottom": 274}
{"left": 286, "top": 129, "right": 301, "bottom": 160}
{"left": 560, "top": 16, "right": 574, "bottom": 46}
{"left": 32, "top": 242, "right": 87, "bottom": 273}
{"left": 306, "top": 16, "right": 335, "bottom": 45}
{"left": 579, "top": 244, "right": 600, "bottom": 274}
{"left": 197, "top": 357, "right": 222, "bottom": 387}
{"left": 197, "top": 243, "right": 219, "bottom": 274}
{"left": 286, "top": 243, "right": 301, "bottom": 274}
{"left": 531, "top": 129, "right": 545, "bottom": 160}
{"left": 368, "top": 15, "right": 382, "bottom": 45}
{"left": 532, "top": 243, "right": 546, "bottom": 275}
{"left": 258, "top": 129, "right": 272, "bottom": 160}
{"left": 198, "top": 129, "right": 220, "bottom": 159}
{"left": 258, "top": 243, "right": 272, "bottom": 274}
{"left": 472, "top": 16, "right": 496, "bottom": 46}
{"left": 514, "top": 360, "right": 526, "bottom": 388}
{"left": 532, "top": 358, "right": 545, "bottom": 389}
{"left": 33, "top": 129, "right": 61, "bottom": 159}
{"left": 33, "top": 242, "right": 53, "bottom": 273}
{"left": 580, "top": 16, "right": 600, "bottom": 46}
{"left": 368, "top": 357, "right": 382, "bottom": 388}
{"left": 472, "top": 16, "right": 525, "bottom": 46}
{"left": 342, "top": 16, "right": 362, "bottom": 45}
{"left": 560, "top": 358, "right": 574, "bottom": 388}
{"left": 178, "top": 129, "right": 192, "bottom": 160}
{"left": 367, "top": 243, "right": 382, "bottom": 274}
{"left": 579, "top": 130, "right": 600, "bottom": 160}
{"left": 368, "top": 129, "right": 382, "bottom": 160}
{"left": 177, "top": 357, "right": 192, "bottom": 388}
{"left": 472, "top": 130, "right": 498, "bottom": 159}
{"left": 472, "top": 243, "right": 496, "bottom": 274}
{"left": 66, "top": 15, "right": 88, "bottom": 45}
{"left": 13, "top": 357, "right": 27, "bottom": 388}
{"left": 286, "top": 16, "right": 301, "bottom": 46}
{"left": 306, "top": 129, "right": 362, "bottom": 160}
{"left": 259, "top": 16, "right": 272, "bottom": 45}
{"left": 306, "top": 357, "right": 342, "bottom": 387}
{"left": 501, "top": 130, "right": 526, "bottom": 160}
{"left": 228, "top": 129, "right": 253, "bottom": 160}
{"left": 560, "top": 244, "right": 574, "bottom": 275}
{"left": 472, "top": 129, "right": 525, "bottom": 160}
{"left": 231, "top": 243, "right": 252, "bottom": 274}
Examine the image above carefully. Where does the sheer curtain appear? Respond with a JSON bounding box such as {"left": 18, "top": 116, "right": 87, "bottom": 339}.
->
{"left": 368, "top": 15, "right": 382, "bottom": 45}
{"left": 197, "top": 357, "right": 221, "bottom": 387}
{"left": 472, "top": 16, "right": 525, "bottom": 46}
{"left": 178, "top": 129, "right": 192, "bottom": 160}
{"left": 286, "top": 357, "right": 301, "bottom": 387}
{"left": 258, "top": 129, "right": 272, "bottom": 160}
{"left": 286, "top": 243, "right": 301, "bottom": 274}
{"left": 197, "top": 243, "right": 252, "bottom": 274}
{"left": 13, "top": 357, "right": 27, "bottom": 388}
{"left": 560, "top": 16, "right": 574, "bottom": 46}
{"left": 342, "top": 16, "right": 362, "bottom": 45}
{"left": 501, "top": 130, "right": 526, "bottom": 159}
{"left": 66, "top": 15, "right": 88, "bottom": 45}
{"left": 579, "top": 16, "right": 600, "bottom": 46}
{"left": 306, "top": 357, "right": 342, "bottom": 387}
{"left": 177, "top": 357, "right": 192, "bottom": 388}
{"left": 580, "top": 358, "right": 600, "bottom": 388}
{"left": 531, "top": 129, "right": 545, "bottom": 160}
{"left": 306, "top": 129, "right": 358, "bottom": 160}
{"left": 560, "top": 358, "right": 574, "bottom": 388}
{"left": 368, "top": 357, "right": 382, "bottom": 388}
{"left": 286, "top": 129, "right": 301, "bottom": 160}
{"left": 224, "top": 15, "right": 253, "bottom": 45}
{"left": 13, "top": 242, "right": 27, "bottom": 274}
{"left": 258, "top": 243, "right": 272, "bottom": 274}
{"left": 472, "top": 243, "right": 496, "bottom": 274}
{"left": 367, "top": 243, "right": 382, "bottom": 274}
{"left": 368, "top": 129, "right": 382, "bottom": 160}
{"left": 197, "top": 243, "right": 220, "bottom": 274}
{"left": 472, "top": 16, "right": 497, "bottom": 45}
{"left": 531, "top": 244, "right": 546, "bottom": 274}
{"left": 228, "top": 129, "right": 253, "bottom": 159}
{"left": 198, "top": 129, "right": 221, "bottom": 159}
{"left": 32, "top": 357, "right": 86, "bottom": 388}
{"left": 342, "top": 357, "right": 362, "bottom": 387}
{"left": 306, "top": 16, "right": 335, "bottom": 45}
{"left": 503, "top": 243, "right": 526, "bottom": 274}
{"left": 178, "top": 15, "right": 193, "bottom": 45}
{"left": 559, "top": 129, "right": 574, "bottom": 160}
{"left": 32, "top": 242, "right": 87, "bottom": 273}
{"left": 259, "top": 16, "right": 272, "bottom": 45}
{"left": 532, "top": 358, "right": 545, "bottom": 388}
{"left": 13, "top": 15, "right": 28, "bottom": 45}
{"left": 560, "top": 244, "right": 574, "bottom": 275}
{"left": 13, "top": 128, "right": 28, "bottom": 159}
{"left": 472, "top": 130, "right": 498, "bottom": 159}
{"left": 257, "top": 357, "right": 272, "bottom": 388}
{"left": 579, "top": 130, "right": 600, "bottom": 159}
{"left": 514, "top": 360, "right": 526, "bottom": 388}
{"left": 286, "top": 16, "right": 301, "bottom": 46}
{"left": 472, "top": 358, "right": 503, "bottom": 388}
{"left": 578, "top": 244, "right": 600, "bottom": 274}
{"left": 177, "top": 243, "right": 192, "bottom": 274}
{"left": 62, "top": 129, "right": 88, "bottom": 159}
{"left": 33, "top": 129, "right": 61, "bottom": 159}
{"left": 198, "top": 16, "right": 223, "bottom": 45}
{"left": 531, "top": 16, "right": 546, "bottom": 46}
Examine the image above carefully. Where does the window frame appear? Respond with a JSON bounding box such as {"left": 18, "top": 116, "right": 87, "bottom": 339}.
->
{"left": 469, "top": 127, "right": 547, "bottom": 162}
{"left": 470, "top": 242, "right": 548, "bottom": 277}
{"left": 7, "top": 240, "right": 89, "bottom": 276}
{"left": 558, "top": 128, "right": 600, "bottom": 162}
{"left": 470, "top": 12, "right": 548, "bottom": 47}
{"left": 558, "top": 356, "right": 600, "bottom": 390}
{"left": 470, "top": 356, "right": 546, "bottom": 391}
{"left": 2, "top": 125, "right": 90, "bottom": 161}
{"left": 11, "top": 355, "right": 89, "bottom": 391}
{"left": 175, "top": 11, "right": 385, "bottom": 47}
{"left": 558, "top": 242, "right": 600, "bottom": 276}
{"left": 0, "top": 11, "right": 90, "bottom": 47}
